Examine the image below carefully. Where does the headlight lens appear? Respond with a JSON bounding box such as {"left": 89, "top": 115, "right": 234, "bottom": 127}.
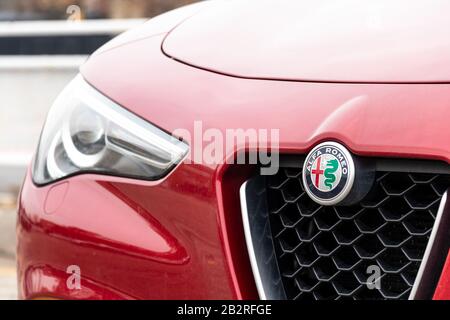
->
{"left": 33, "top": 75, "right": 189, "bottom": 185}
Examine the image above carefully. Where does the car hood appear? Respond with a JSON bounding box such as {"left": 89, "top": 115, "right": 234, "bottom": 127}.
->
{"left": 163, "top": 0, "right": 450, "bottom": 83}
{"left": 83, "top": 33, "right": 450, "bottom": 165}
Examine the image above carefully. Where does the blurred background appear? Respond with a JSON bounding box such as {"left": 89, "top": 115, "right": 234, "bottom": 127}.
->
{"left": 0, "top": 0, "right": 199, "bottom": 299}
{"left": 0, "top": 0, "right": 198, "bottom": 20}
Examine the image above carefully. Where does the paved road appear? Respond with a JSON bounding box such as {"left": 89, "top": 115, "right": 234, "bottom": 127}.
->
{"left": 0, "top": 207, "right": 17, "bottom": 300}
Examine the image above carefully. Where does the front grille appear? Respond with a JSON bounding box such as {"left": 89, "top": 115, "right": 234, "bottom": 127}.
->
{"left": 266, "top": 168, "right": 449, "bottom": 300}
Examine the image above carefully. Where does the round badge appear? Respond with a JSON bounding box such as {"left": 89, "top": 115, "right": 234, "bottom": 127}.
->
{"left": 302, "top": 142, "right": 355, "bottom": 206}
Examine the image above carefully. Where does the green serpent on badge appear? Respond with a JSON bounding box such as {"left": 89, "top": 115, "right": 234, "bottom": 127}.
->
{"left": 324, "top": 159, "right": 339, "bottom": 189}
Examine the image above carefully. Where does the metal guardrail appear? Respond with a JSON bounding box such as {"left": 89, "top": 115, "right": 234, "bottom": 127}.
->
{"left": 0, "top": 56, "right": 84, "bottom": 193}
{"left": 0, "top": 55, "right": 87, "bottom": 70}
{"left": 0, "top": 19, "right": 147, "bottom": 37}
{"left": 0, "top": 19, "right": 147, "bottom": 55}
{"left": 0, "top": 19, "right": 145, "bottom": 192}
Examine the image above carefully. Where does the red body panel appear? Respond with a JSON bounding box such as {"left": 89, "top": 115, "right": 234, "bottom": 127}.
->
{"left": 18, "top": 164, "right": 248, "bottom": 299}
{"left": 434, "top": 251, "right": 450, "bottom": 300}
{"left": 81, "top": 35, "right": 450, "bottom": 164}
{"left": 164, "top": 0, "right": 450, "bottom": 83}
{"left": 17, "top": 1, "right": 450, "bottom": 300}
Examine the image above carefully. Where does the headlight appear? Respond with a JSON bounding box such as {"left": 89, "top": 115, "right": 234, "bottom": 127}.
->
{"left": 33, "top": 75, "right": 189, "bottom": 185}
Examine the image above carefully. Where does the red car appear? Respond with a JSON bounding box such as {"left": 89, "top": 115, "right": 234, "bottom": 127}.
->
{"left": 17, "top": 0, "right": 450, "bottom": 300}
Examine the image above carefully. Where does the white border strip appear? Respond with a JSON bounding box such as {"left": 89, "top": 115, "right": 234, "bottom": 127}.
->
{"left": 409, "top": 191, "right": 448, "bottom": 299}
{"left": 240, "top": 181, "right": 267, "bottom": 300}
{"left": 0, "top": 19, "right": 146, "bottom": 37}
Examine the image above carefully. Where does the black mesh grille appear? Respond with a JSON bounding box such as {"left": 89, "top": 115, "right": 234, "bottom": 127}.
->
{"left": 266, "top": 169, "right": 449, "bottom": 300}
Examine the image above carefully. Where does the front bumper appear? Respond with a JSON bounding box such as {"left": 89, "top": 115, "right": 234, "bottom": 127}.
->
{"left": 17, "top": 161, "right": 257, "bottom": 299}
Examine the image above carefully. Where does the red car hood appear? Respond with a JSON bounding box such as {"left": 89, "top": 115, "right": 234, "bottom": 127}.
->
{"left": 163, "top": 0, "right": 450, "bottom": 83}
{"left": 82, "top": 1, "right": 450, "bottom": 165}
{"left": 83, "top": 36, "right": 450, "bottom": 165}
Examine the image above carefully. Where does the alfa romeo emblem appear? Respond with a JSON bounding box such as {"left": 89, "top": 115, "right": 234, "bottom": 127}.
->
{"left": 302, "top": 142, "right": 355, "bottom": 206}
